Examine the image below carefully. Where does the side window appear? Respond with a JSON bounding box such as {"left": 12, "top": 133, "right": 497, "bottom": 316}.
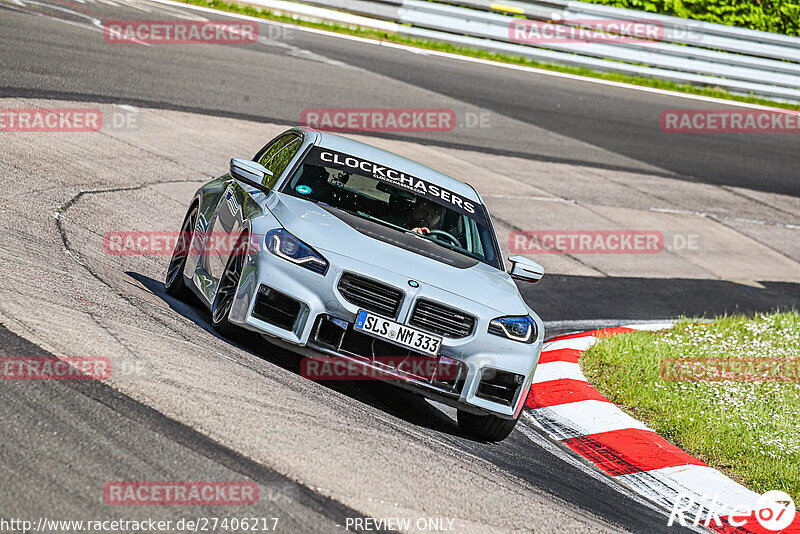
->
{"left": 257, "top": 135, "right": 291, "bottom": 167}
{"left": 264, "top": 136, "right": 302, "bottom": 187}
{"left": 257, "top": 134, "right": 302, "bottom": 188}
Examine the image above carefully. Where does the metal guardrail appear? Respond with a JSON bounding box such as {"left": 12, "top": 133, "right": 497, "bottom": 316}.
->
{"left": 244, "top": 0, "right": 800, "bottom": 103}
{"left": 454, "top": 0, "right": 800, "bottom": 61}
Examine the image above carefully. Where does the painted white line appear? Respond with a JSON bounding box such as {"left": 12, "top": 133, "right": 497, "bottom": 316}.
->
{"left": 647, "top": 465, "right": 759, "bottom": 510}
{"left": 243, "top": 0, "right": 398, "bottom": 32}
{"left": 7, "top": 0, "right": 149, "bottom": 43}
{"left": 627, "top": 322, "right": 675, "bottom": 331}
{"left": 609, "top": 468, "right": 738, "bottom": 530}
{"left": 484, "top": 194, "right": 575, "bottom": 203}
{"left": 614, "top": 468, "right": 690, "bottom": 512}
{"left": 542, "top": 335, "right": 597, "bottom": 353}
{"left": 14, "top": 0, "right": 154, "bottom": 45}
{"left": 544, "top": 319, "right": 674, "bottom": 331}
{"left": 532, "top": 399, "right": 652, "bottom": 437}
{"left": 618, "top": 465, "right": 759, "bottom": 508}
{"left": 107, "top": 0, "right": 155, "bottom": 13}
{"left": 144, "top": 0, "right": 800, "bottom": 112}
{"left": 649, "top": 207, "right": 800, "bottom": 230}
{"left": 532, "top": 361, "right": 586, "bottom": 383}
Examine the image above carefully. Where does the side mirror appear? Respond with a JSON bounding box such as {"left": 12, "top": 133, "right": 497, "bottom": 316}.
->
{"left": 508, "top": 255, "right": 544, "bottom": 283}
{"left": 230, "top": 158, "right": 273, "bottom": 194}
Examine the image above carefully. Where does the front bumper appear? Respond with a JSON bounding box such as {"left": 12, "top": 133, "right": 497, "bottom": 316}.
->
{"left": 227, "top": 246, "right": 543, "bottom": 418}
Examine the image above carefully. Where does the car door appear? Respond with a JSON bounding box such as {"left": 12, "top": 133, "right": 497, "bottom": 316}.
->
{"left": 207, "top": 133, "right": 304, "bottom": 284}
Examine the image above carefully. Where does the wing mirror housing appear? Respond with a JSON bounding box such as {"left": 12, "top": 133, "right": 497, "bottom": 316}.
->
{"left": 508, "top": 256, "right": 544, "bottom": 283}
{"left": 230, "top": 158, "right": 273, "bottom": 194}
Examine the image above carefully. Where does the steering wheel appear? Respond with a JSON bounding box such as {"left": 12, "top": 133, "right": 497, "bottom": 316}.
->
{"left": 427, "top": 229, "right": 462, "bottom": 248}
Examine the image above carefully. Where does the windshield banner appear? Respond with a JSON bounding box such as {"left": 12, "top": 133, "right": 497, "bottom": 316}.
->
{"left": 303, "top": 146, "right": 480, "bottom": 219}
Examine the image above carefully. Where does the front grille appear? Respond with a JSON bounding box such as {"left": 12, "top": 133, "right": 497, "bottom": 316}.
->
{"left": 409, "top": 300, "right": 475, "bottom": 339}
{"left": 337, "top": 273, "right": 403, "bottom": 318}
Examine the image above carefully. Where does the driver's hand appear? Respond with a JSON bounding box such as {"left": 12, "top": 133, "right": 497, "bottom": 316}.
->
{"left": 411, "top": 227, "right": 430, "bottom": 235}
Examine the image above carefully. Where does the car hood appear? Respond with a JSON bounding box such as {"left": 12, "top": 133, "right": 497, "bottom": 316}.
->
{"left": 268, "top": 193, "right": 526, "bottom": 315}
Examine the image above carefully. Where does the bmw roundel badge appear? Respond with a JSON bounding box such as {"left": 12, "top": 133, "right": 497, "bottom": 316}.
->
{"left": 408, "top": 280, "right": 419, "bottom": 288}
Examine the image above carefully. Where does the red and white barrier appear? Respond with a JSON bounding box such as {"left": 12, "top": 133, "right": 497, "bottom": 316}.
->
{"left": 524, "top": 325, "right": 799, "bottom": 534}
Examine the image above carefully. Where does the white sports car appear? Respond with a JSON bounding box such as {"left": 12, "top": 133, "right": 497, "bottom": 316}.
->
{"left": 165, "top": 127, "right": 545, "bottom": 441}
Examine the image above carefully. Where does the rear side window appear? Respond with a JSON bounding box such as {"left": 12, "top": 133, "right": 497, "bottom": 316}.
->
{"left": 257, "top": 134, "right": 303, "bottom": 188}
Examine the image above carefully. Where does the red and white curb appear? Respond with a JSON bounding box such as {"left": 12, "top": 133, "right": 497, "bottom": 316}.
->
{"left": 523, "top": 325, "right": 799, "bottom": 534}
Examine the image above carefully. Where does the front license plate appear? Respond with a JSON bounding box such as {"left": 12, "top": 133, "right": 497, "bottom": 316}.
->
{"left": 354, "top": 310, "right": 442, "bottom": 356}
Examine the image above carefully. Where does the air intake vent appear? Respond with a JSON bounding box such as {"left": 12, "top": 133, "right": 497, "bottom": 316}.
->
{"left": 476, "top": 368, "right": 523, "bottom": 406}
{"left": 253, "top": 285, "right": 302, "bottom": 331}
{"left": 337, "top": 273, "right": 403, "bottom": 318}
{"left": 409, "top": 300, "right": 475, "bottom": 339}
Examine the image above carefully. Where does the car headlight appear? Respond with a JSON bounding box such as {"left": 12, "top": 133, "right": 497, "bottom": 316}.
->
{"left": 488, "top": 315, "right": 537, "bottom": 343}
{"left": 265, "top": 229, "right": 328, "bottom": 275}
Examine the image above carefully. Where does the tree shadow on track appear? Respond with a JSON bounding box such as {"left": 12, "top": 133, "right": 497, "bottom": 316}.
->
{"left": 128, "top": 272, "right": 468, "bottom": 440}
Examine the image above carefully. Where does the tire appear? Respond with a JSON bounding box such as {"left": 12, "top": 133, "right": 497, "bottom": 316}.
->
{"left": 165, "top": 204, "right": 198, "bottom": 300}
{"left": 210, "top": 233, "right": 248, "bottom": 338}
{"left": 457, "top": 409, "right": 519, "bottom": 442}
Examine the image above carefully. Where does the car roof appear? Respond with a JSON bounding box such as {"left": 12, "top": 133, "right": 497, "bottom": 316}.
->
{"left": 306, "top": 129, "right": 481, "bottom": 203}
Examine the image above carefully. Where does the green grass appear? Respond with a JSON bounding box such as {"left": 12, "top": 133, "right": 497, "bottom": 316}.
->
{"left": 581, "top": 0, "right": 800, "bottom": 37}
{"left": 177, "top": 0, "right": 800, "bottom": 112}
{"left": 580, "top": 312, "right": 800, "bottom": 501}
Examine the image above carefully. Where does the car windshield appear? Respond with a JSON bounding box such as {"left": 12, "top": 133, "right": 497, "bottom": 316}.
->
{"left": 282, "top": 146, "right": 501, "bottom": 269}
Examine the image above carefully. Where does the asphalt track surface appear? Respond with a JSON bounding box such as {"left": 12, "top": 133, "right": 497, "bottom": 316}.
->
{"left": 0, "top": 0, "right": 798, "bottom": 532}
{"left": 2, "top": 0, "right": 799, "bottom": 196}
{"left": 1, "top": 108, "right": 684, "bottom": 533}
{"left": 2, "top": 0, "right": 799, "bottom": 321}
{"left": 0, "top": 324, "right": 371, "bottom": 532}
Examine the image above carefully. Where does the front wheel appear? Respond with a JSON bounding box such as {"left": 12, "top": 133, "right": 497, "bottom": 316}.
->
{"left": 165, "top": 205, "right": 198, "bottom": 300}
{"left": 210, "top": 233, "right": 248, "bottom": 337}
{"left": 457, "top": 409, "right": 519, "bottom": 442}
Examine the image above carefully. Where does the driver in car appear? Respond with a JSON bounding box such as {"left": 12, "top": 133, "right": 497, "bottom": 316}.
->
{"left": 406, "top": 199, "right": 445, "bottom": 236}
